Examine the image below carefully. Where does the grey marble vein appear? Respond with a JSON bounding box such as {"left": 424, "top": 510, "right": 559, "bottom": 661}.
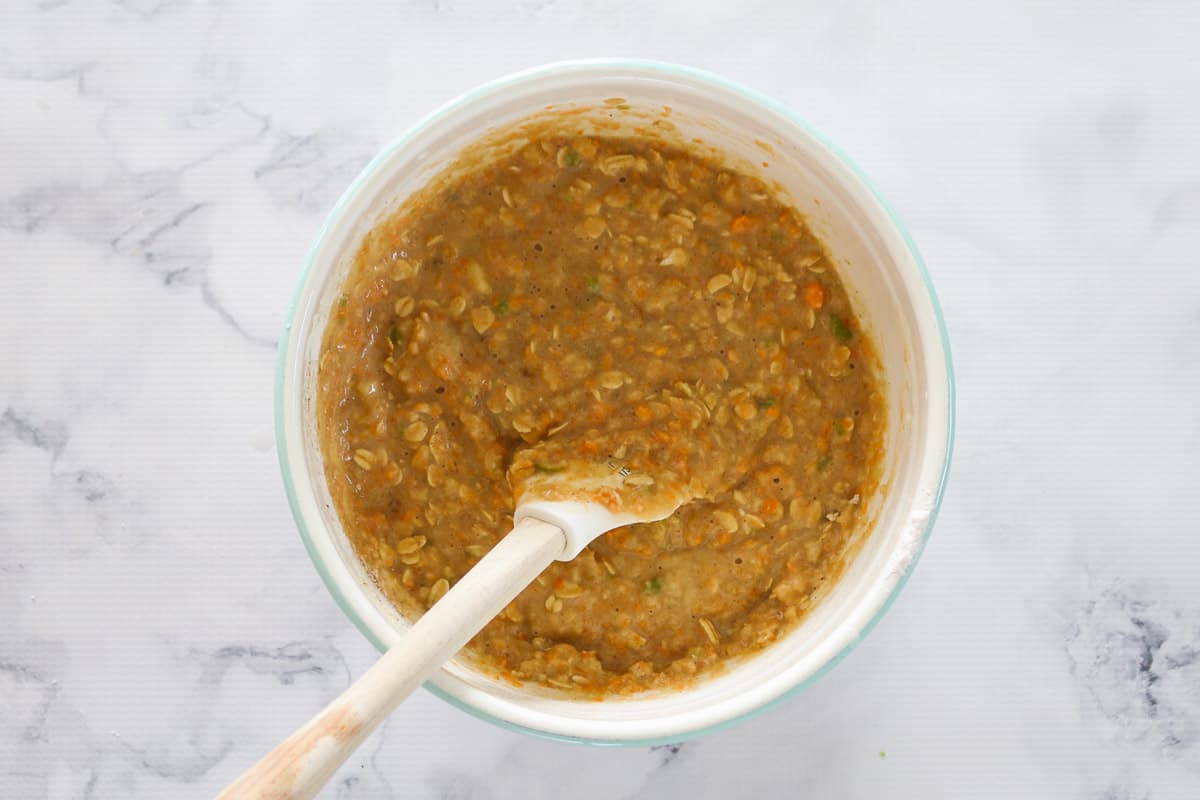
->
{"left": 1066, "top": 587, "right": 1200, "bottom": 763}
{"left": 253, "top": 130, "right": 378, "bottom": 215}
{"left": 0, "top": 409, "right": 70, "bottom": 458}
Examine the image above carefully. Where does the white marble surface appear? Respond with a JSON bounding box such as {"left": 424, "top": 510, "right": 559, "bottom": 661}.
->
{"left": 3, "top": 0, "right": 1199, "bottom": 797}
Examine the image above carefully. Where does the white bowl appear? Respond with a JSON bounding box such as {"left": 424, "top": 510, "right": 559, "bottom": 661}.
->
{"left": 276, "top": 59, "right": 954, "bottom": 744}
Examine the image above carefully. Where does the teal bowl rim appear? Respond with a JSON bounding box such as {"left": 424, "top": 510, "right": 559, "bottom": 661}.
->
{"left": 274, "top": 57, "right": 955, "bottom": 747}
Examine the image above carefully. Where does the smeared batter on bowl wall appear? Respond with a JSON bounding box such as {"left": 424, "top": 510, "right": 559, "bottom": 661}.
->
{"left": 317, "top": 126, "right": 885, "bottom": 695}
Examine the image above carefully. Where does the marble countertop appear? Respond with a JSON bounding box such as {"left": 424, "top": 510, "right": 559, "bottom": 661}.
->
{"left": 4, "top": 1, "right": 1199, "bottom": 797}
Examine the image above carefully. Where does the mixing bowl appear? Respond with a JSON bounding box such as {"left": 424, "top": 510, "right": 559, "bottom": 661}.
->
{"left": 276, "top": 59, "right": 954, "bottom": 744}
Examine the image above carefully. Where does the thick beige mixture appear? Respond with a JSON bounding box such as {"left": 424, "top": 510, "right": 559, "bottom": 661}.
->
{"left": 317, "top": 129, "right": 885, "bottom": 695}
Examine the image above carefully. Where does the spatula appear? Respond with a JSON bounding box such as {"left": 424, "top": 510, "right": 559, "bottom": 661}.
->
{"left": 216, "top": 493, "right": 682, "bottom": 800}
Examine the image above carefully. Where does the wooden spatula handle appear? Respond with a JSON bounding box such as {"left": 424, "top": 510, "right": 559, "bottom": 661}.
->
{"left": 216, "top": 516, "right": 565, "bottom": 800}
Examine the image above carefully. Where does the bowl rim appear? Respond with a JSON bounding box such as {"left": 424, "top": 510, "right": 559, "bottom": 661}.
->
{"left": 275, "top": 57, "right": 955, "bottom": 746}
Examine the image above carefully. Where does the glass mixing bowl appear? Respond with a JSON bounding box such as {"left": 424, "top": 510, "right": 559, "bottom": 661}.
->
{"left": 276, "top": 59, "right": 954, "bottom": 745}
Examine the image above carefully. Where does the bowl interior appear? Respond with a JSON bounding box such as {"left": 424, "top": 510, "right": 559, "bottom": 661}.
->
{"left": 278, "top": 62, "right": 951, "bottom": 743}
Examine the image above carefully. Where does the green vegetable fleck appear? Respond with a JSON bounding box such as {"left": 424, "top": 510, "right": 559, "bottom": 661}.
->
{"left": 534, "top": 463, "right": 566, "bottom": 474}
{"left": 644, "top": 577, "right": 662, "bottom": 594}
{"left": 565, "top": 149, "right": 583, "bottom": 168}
{"left": 771, "top": 231, "right": 787, "bottom": 243}
{"left": 879, "top": 751, "right": 887, "bottom": 760}
{"left": 756, "top": 396, "right": 778, "bottom": 410}
{"left": 337, "top": 294, "right": 349, "bottom": 308}
{"left": 833, "top": 419, "right": 846, "bottom": 435}
{"left": 817, "top": 454, "right": 833, "bottom": 470}
{"left": 586, "top": 276, "right": 601, "bottom": 296}
{"left": 494, "top": 296, "right": 510, "bottom": 315}
{"left": 389, "top": 326, "right": 402, "bottom": 345}
{"left": 830, "top": 315, "right": 853, "bottom": 342}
